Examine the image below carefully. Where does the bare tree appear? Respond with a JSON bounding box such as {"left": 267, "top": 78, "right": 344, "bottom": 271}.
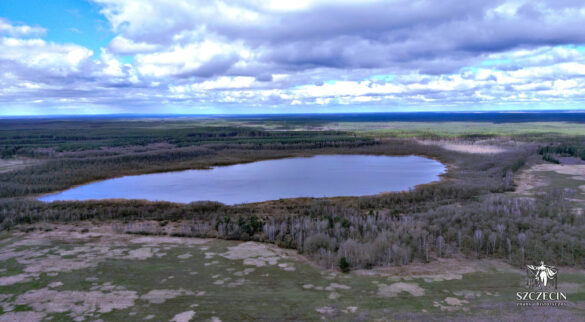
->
{"left": 474, "top": 229, "right": 483, "bottom": 258}
{"left": 518, "top": 232, "right": 527, "bottom": 266}
{"left": 437, "top": 235, "right": 445, "bottom": 258}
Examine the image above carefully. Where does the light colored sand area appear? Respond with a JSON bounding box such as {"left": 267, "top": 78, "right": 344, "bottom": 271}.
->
{"left": 0, "top": 158, "right": 41, "bottom": 173}
{"left": 214, "top": 241, "right": 297, "bottom": 271}
{"left": 416, "top": 140, "right": 510, "bottom": 154}
{"left": 170, "top": 310, "right": 196, "bottom": 322}
{"left": 377, "top": 282, "right": 425, "bottom": 297}
{"left": 354, "top": 257, "right": 517, "bottom": 282}
{"left": 515, "top": 163, "right": 585, "bottom": 196}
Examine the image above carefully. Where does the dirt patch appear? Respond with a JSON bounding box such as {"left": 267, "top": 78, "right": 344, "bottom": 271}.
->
{"left": 377, "top": 282, "right": 425, "bottom": 297}
{"left": 218, "top": 242, "right": 294, "bottom": 269}
{"left": 0, "top": 311, "right": 46, "bottom": 322}
{"left": 0, "top": 158, "right": 41, "bottom": 174}
{"left": 417, "top": 140, "right": 508, "bottom": 154}
{"left": 515, "top": 163, "right": 585, "bottom": 196}
{"left": 170, "top": 310, "right": 196, "bottom": 322}
{"left": 129, "top": 236, "right": 210, "bottom": 245}
{"left": 0, "top": 273, "right": 33, "bottom": 286}
{"left": 178, "top": 253, "right": 192, "bottom": 259}
{"left": 15, "top": 288, "right": 138, "bottom": 319}
{"left": 141, "top": 289, "right": 194, "bottom": 304}
{"left": 355, "top": 257, "right": 514, "bottom": 280}
{"left": 433, "top": 297, "right": 469, "bottom": 312}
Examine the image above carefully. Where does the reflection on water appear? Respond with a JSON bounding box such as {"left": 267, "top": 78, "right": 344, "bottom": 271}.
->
{"left": 39, "top": 155, "right": 445, "bottom": 205}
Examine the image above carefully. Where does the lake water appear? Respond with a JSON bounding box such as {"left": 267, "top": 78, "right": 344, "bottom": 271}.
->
{"left": 39, "top": 155, "right": 445, "bottom": 205}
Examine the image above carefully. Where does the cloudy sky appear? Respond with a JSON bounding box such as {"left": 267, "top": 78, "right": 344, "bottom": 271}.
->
{"left": 1, "top": 0, "right": 585, "bottom": 115}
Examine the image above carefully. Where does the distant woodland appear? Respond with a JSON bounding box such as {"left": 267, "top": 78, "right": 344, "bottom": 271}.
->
{"left": 1, "top": 117, "right": 584, "bottom": 271}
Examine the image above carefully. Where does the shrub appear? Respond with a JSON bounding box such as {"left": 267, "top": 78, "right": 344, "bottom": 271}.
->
{"left": 339, "top": 256, "right": 350, "bottom": 273}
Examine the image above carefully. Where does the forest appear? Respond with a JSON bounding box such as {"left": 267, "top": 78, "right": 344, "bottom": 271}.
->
{"left": 1, "top": 115, "right": 584, "bottom": 272}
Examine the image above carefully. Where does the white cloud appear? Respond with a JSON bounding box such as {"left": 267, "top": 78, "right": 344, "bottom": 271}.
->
{"left": 108, "top": 36, "right": 159, "bottom": 54}
{"left": 0, "top": 18, "right": 46, "bottom": 37}
{"left": 135, "top": 39, "right": 245, "bottom": 77}
{"left": 0, "top": 37, "right": 93, "bottom": 75}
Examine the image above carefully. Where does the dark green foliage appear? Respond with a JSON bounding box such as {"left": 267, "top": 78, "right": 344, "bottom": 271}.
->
{"left": 339, "top": 257, "right": 350, "bottom": 273}
{"left": 341, "top": 218, "right": 351, "bottom": 229}
{"left": 542, "top": 154, "right": 560, "bottom": 164}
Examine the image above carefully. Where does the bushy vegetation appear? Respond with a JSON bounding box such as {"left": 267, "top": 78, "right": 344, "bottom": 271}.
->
{"left": 2, "top": 116, "right": 584, "bottom": 272}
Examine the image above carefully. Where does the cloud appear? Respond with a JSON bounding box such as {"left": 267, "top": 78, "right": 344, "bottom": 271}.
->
{"left": 0, "top": 37, "right": 93, "bottom": 77}
{"left": 0, "top": 18, "right": 46, "bottom": 37}
{"left": 3, "top": 1, "right": 585, "bottom": 114}
{"left": 108, "top": 36, "right": 159, "bottom": 54}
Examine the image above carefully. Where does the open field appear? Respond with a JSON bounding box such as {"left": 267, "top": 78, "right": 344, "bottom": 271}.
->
{"left": 1, "top": 224, "right": 584, "bottom": 321}
{"left": 1, "top": 113, "right": 585, "bottom": 319}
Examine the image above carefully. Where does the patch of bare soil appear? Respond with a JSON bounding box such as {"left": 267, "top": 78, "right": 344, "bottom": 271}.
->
{"left": 141, "top": 289, "right": 194, "bottom": 304}
{"left": 216, "top": 241, "right": 297, "bottom": 271}
{"left": 0, "top": 311, "right": 46, "bottom": 322}
{"left": 0, "top": 158, "right": 41, "bottom": 173}
{"left": 377, "top": 282, "right": 425, "bottom": 297}
{"left": 515, "top": 163, "right": 585, "bottom": 196}
{"left": 354, "top": 257, "right": 519, "bottom": 281}
{"left": 170, "top": 310, "right": 196, "bottom": 322}
{"left": 416, "top": 140, "right": 509, "bottom": 154}
{"left": 14, "top": 288, "right": 138, "bottom": 319}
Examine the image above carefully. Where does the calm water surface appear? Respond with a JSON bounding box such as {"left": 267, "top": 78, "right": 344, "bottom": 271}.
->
{"left": 39, "top": 155, "right": 445, "bottom": 205}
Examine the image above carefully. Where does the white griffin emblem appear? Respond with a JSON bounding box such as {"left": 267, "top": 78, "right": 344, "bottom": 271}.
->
{"left": 526, "top": 261, "right": 558, "bottom": 289}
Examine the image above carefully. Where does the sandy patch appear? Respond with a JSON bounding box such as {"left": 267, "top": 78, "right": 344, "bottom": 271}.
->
{"left": 433, "top": 297, "right": 469, "bottom": 312}
{"left": 417, "top": 140, "right": 508, "bottom": 154}
{"left": 48, "top": 281, "right": 63, "bottom": 288}
{"left": 453, "top": 290, "right": 482, "bottom": 299}
{"left": 328, "top": 292, "right": 340, "bottom": 299}
{"left": 20, "top": 255, "right": 94, "bottom": 273}
{"left": 345, "top": 306, "right": 358, "bottom": 313}
{"left": 355, "top": 258, "right": 515, "bottom": 281}
{"left": 125, "top": 247, "right": 156, "bottom": 260}
{"left": 515, "top": 164, "right": 585, "bottom": 196}
{"left": 377, "top": 282, "right": 425, "bottom": 297}
{"left": 0, "top": 158, "right": 41, "bottom": 174}
{"left": 227, "top": 278, "right": 247, "bottom": 288}
{"left": 130, "top": 236, "right": 209, "bottom": 245}
{"left": 0, "top": 312, "right": 45, "bottom": 322}
{"left": 178, "top": 253, "right": 192, "bottom": 259}
{"left": 233, "top": 268, "right": 255, "bottom": 276}
{"left": 141, "top": 289, "right": 194, "bottom": 304}
{"left": 218, "top": 242, "right": 293, "bottom": 269}
{"left": 170, "top": 310, "right": 196, "bottom": 322}
{"left": 15, "top": 288, "right": 137, "bottom": 318}
{"left": 325, "top": 283, "right": 351, "bottom": 291}
{"left": 316, "top": 306, "right": 336, "bottom": 315}
{"left": 0, "top": 273, "right": 33, "bottom": 286}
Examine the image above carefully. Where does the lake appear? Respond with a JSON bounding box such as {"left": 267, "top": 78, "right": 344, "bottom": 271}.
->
{"left": 39, "top": 155, "right": 445, "bottom": 205}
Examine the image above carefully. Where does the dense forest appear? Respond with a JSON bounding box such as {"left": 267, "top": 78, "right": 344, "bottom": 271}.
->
{"left": 1, "top": 117, "right": 584, "bottom": 271}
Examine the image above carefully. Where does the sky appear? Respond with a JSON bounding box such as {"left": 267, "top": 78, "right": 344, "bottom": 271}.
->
{"left": 1, "top": 0, "right": 585, "bottom": 115}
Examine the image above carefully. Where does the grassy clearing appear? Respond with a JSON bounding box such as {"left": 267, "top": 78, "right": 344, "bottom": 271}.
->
{"left": 1, "top": 225, "right": 583, "bottom": 321}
